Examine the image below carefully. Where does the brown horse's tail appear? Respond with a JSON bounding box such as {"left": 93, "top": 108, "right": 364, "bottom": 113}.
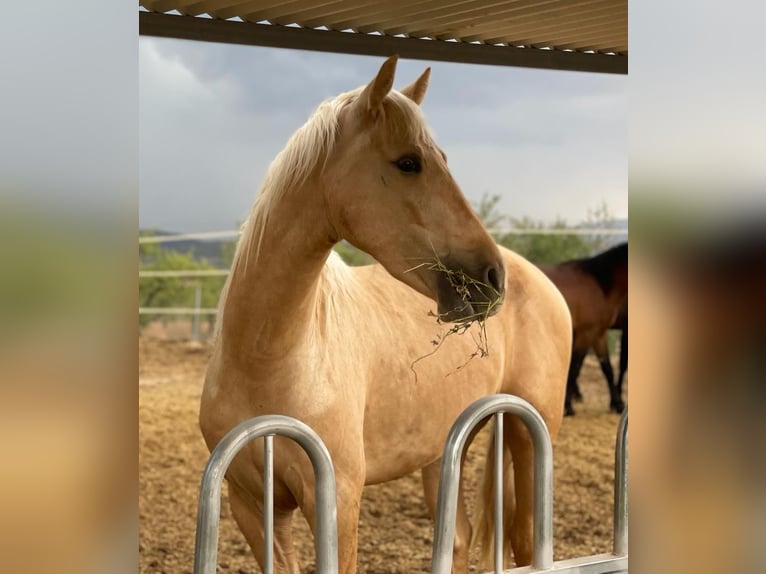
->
{"left": 471, "top": 423, "right": 516, "bottom": 571}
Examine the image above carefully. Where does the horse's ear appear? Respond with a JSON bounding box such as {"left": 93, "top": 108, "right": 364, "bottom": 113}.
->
{"left": 400, "top": 67, "right": 431, "bottom": 105}
{"left": 358, "top": 55, "right": 398, "bottom": 117}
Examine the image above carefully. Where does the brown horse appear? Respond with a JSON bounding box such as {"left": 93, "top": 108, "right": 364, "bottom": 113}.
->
{"left": 570, "top": 299, "right": 628, "bottom": 406}
{"left": 200, "top": 57, "right": 572, "bottom": 574}
{"left": 539, "top": 242, "right": 628, "bottom": 416}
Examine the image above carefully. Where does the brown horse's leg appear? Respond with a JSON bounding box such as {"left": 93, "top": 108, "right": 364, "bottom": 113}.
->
{"left": 228, "top": 483, "right": 300, "bottom": 574}
{"left": 572, "top": 380, "right": 584, "bottom": 402}
{"left": 422, "top": 459, "right": 472, "bottom": 574}
{"left": 504, "top": 415, "right": 536, "bottom": 566}
{"left": 565, "top": 349, "right": 587, "bottom": 416}
{"left": 593, "top": 334, "right": 624, "bottom": 413}
{"left": 570, "top": 347, "right": 584, "bottom": 403}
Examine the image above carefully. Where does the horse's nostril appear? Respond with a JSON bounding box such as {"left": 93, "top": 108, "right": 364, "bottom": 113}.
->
{"left": 484, "top": 265, "right": 504, "bottom": 294}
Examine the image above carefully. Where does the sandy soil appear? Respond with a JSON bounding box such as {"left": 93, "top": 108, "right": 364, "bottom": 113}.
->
{"left": 139, "top": 338, "right": 626, "bottom": 573}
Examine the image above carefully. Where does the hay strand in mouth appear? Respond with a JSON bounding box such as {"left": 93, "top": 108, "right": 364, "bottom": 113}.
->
{"left": 406, "top": 254, "right": 503, "bottom": 380}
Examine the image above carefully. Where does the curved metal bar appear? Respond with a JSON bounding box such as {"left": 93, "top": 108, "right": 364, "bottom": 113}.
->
{"left": 263, "top": 434, "right": 274, "bottom": 574}
{"left": 193, "top": 415, "right": 339, "bottom": 574}
{"left": 613, "top": 409, "right": 628, "bottom": 556}
{"left": 493, "top": 412, "right": 504, "bottom": 574}
{"left": 431, "top": 394, "right": 554, "bottom": 574}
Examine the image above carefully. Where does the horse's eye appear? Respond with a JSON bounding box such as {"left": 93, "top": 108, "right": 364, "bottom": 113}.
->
{"left": 394, "top": 155, "right": 422, "bottom": 174}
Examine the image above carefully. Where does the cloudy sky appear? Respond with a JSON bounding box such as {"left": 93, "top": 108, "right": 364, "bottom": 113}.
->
{"left": 139, "top": 38, "right": 626, "bottom": 233}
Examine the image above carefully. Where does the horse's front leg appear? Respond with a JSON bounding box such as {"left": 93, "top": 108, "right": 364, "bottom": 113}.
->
{"left": 228, "top": 482, "right": 301, "bottom": 574}
{"left": 299, "top": 462, "right": 365, "bottom": 574}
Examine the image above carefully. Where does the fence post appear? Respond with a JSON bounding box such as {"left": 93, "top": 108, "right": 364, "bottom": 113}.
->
{"left": 192, "top": 284, "right": 202, "bottom": 341}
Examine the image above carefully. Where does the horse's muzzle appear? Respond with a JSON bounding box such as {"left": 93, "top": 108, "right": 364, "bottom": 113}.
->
{"left": 434, "top": 261, "right": 505, "bottom": 323}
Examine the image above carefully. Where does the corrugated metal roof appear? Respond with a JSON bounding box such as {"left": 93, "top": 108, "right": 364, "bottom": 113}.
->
{"left": 139, "top": 0, "right": 627, "bottom": 74}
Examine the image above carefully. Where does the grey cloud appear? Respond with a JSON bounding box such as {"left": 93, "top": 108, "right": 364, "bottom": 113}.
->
{"left": 150, "top": 39, "right": 378, "bottom": 115}
{"left": 140, "top": 38, "right": 626, "bottom": 232}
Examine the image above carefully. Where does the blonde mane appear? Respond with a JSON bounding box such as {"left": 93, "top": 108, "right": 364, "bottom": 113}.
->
{"left": 214, "top": 86, "right": 429, "bottom": 338}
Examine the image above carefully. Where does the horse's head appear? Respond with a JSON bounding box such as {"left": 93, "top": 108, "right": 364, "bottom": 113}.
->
{"left": 325, "top": 56, "right": 504, "bottom": 323}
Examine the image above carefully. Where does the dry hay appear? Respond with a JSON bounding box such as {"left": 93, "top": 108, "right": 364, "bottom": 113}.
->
{"left": 139, "top": 337, "right": 625, "bottom": 573}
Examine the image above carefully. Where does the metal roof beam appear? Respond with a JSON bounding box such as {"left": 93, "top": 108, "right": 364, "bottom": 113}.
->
{"left": 139, "top": 11, "right": 627, "bottom": 74}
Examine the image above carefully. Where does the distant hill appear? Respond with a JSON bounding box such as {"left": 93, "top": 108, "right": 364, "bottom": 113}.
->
{"left": 139, "top": 229, "right": 237, "bottom": 267}
{"left": 611, "top": 218, "right": 628, "bottom": 230}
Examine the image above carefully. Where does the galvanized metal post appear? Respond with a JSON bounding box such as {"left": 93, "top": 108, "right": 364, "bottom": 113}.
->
{"left": 493, "top": 412, "right": 504, "bottom": 574}
{"left": 192, "top": 283, "right": 202, "bottom": 341}
{"left": 431, "top": 394, "right": 554, "bottom": 574}
{"left": 263, "top": 434, "right": 274, "bottom": 574}
{"left": 613, "top": 410, "right": 628, "bottom": 556}
{"left": 193, "top": 416, "right": 338, "bottom": 574}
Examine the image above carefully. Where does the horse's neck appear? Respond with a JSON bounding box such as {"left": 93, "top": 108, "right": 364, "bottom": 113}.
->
{"left": 221, "top": 185, "right": 336, "bottom": 366}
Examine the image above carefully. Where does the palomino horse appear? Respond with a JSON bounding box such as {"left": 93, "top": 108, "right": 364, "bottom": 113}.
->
{"left": 200, "top": 56, "right": 571, "bottom": 574}
{"left": 539, "top": 243, "right": 628, "bottom": 416}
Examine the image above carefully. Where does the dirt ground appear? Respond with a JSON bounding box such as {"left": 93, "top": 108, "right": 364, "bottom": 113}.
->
{"left": 139, "top": 338, "right": 626, "bottom": 573}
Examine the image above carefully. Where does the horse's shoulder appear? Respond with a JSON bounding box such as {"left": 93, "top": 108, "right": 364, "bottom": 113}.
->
{"left": 498, "top": 247, "right": 569, "bottom": 319}
{"left": 499, "top": 247, "right": 556, "bottom": 293}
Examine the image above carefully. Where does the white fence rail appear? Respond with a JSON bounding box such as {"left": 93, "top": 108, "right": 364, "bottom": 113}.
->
{"left": 139, "top": 230, "right": 241, "bottom": 244}
{"left": 139, "top": 307, "right": 218, "bottom": 315}
{"left": 139, "top": 227, "right": 627, "bottom": 326}
{"left": 139, "top": 270, "right": 230, "bottom": 278}
{"left": 139, "top": 227, "right": 627, "bottom": 245}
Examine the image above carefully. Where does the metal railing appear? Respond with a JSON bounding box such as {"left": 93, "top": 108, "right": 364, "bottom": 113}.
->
{"left": 431, "top": 395, "right": 554, "bottom": 574}
{"left": 193, "top": 415, "right": 339, "bottom": 574}
{"left": 431, "top": 396, "right": 628, "bottom": 574}
{"left": 192, "top": 400, "right": 628, "bottom": 574}
{"left": 613, "top": 409, "right": 629, "bottom": 557}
